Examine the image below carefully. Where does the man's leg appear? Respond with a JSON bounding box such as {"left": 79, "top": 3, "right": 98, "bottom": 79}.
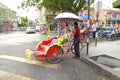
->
{"left": 74, "top": 38, "right": 77, "bottom": 57}
{"left": 76, "top": 39, "right": 80, "bottom": 57}
{"left": 92, "top": 31, "right": 95, "bottom": 39}
{"left": 74, "top": 38, "right": 80, "bottom": 58}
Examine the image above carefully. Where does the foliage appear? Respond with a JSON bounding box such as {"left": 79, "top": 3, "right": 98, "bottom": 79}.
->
{"left": 21, "top": 0, "right": 41, "bottom": 9}
{"left": 21, "top": 0, "right": 94, "bottom": 14}
{"left": 113, "top": 0, "right": 120, "bottom": 8}
{"left": 18, "top": 17, "right": 28, "bottom": 27}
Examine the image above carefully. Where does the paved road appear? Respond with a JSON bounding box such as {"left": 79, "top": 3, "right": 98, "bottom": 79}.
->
{"left": 0, "top": 31, "right": 111, "bottom": 80}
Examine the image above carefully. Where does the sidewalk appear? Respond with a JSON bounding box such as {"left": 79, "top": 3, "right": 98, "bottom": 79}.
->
{"left": 48, "top": 31, "right": 120, "bottom": 79}
{"left": 81, "top": 40, "right": 120, "bottom": 80}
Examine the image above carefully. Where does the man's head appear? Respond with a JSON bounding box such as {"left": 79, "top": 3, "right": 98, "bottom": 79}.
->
{"left": 74, "top": 22, "right": 78, "bottom": 27}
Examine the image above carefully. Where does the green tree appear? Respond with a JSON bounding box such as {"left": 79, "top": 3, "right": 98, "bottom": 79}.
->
{"left": 113, "top": 0, "right": 120, "bottom": 8}
{"left": 18, "top": 17, "right": 28, "bottom": 27}
{"left": 21, "top": 0, "right": 94, "bottom": 14}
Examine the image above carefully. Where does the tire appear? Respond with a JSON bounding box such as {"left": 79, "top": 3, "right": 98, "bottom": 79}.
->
{"left": 71, "top": 42, "right": 83, "bottom": 54}
{"left": 46, "top": 45, "right": 63, "bottom": 64}
{"left": 70, "top": 43, "right": 74, "bottom": 54}
{"left": 98, "top": 33, "right": 104, "bottom": 39}
{"left": 111, "top": 34, "right": 116, "bottom": 41}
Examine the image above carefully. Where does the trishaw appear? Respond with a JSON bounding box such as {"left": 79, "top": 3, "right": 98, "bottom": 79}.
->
{"left": 25, "top": 36, "right": 69, "bottom": 64}
{"left": 25, "top": 12, "right": 81, "bottom": 64}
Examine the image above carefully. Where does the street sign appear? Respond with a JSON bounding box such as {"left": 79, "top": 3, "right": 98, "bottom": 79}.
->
{"left": 85, "top": 0, "right": 92, "bottom": 6}
{"left": 94, "top": 1, "right": 103, "bottom": 12}
{"left": 85, "top": 0, "right": 92, "bottom": 3}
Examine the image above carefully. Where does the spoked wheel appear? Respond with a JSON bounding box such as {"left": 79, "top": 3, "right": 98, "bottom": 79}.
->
{"left": 70, "top": 43, "right": 74, "bottom": 54}
{"left": 111, "top": 34, "right": 116, "bottom": 41}
{"left": 98, "top": 33, "right": 104, "bottom": 39}
{"left": 71, "top": 42, "right": 83, "bottom": 54}
{"left": 46, "top": 45, "right": 63, "bottom": 64}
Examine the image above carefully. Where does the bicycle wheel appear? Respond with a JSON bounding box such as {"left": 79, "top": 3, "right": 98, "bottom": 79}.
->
{"left": 80, "top": 42, "right": 87, "bottom": 54}
{"left": 71, "top": 42, "right": 83, "bottom": 54}
{"left": 98, "top": 33, "right": 104, "bottom": 39}
{"left": 70, "top": 43, "right": 74, "bottom": 54}
{"left": 46, "top": 45, "right": 63, "bottom": 64}
{"left": 111, "top": 34, "right": 116, "bottom": 41}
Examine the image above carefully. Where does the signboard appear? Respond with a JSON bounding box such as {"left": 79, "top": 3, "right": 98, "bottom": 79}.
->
{"left": 94, "top": 1, "right": 103, "bottom": 12}
{"left": 85, "top": 0, "right": 92, "bottom": 6}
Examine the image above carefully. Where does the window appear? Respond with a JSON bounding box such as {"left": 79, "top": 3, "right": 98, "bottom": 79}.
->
{"left": 112, "top": 13, "right": 117, "bottom": 19}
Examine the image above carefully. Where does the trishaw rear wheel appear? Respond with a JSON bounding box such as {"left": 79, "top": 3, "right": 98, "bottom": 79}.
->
{"left": 46, "top": 45, "right": 63, "bottom": 64}
{"left": 71, "top": 42, "right": 83, "bottom": 54}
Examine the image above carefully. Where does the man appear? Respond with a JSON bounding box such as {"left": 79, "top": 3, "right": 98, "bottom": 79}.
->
{"left": 92, "top": 22, "right": 97, "bottom": 39}
{"left": 73, "top": 22, "right": 80, "bottom": 58}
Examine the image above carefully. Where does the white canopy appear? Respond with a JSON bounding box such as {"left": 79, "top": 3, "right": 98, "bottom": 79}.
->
{"left": 55, "top": 12, "right": 80, "bottom": 20}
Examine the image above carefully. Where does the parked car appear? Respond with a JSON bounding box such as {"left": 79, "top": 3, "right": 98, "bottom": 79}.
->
{"left": 35, "top": 26, "right": 40, "bottom": 32}
{"left": 13, "top": 27, "right": 21, "bottom": 31}
{"left": 26, "top": 26, "right": 36, "bottom": 34}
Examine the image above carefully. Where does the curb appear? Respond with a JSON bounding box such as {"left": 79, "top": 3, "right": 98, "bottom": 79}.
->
{"left": 81, "top": 55, "right": 120, "bottom": 80}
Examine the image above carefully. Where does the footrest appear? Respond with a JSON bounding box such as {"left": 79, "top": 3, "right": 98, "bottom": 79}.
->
{"left": 25, "top": 49, "right": 33, "bottom": 60}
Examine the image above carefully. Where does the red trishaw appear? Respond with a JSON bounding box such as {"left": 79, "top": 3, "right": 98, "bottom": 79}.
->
{"left": 25, "top": 12, "right": 80, "bottom": 64}
{"left": 25, "top": 36, "right": 68, "bottom": 64}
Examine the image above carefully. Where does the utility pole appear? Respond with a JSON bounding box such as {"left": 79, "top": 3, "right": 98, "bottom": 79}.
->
{"left": 94, "top": 0, "right": 103, "bottom": 46}
{"left": 86, "top": 0, "right": 90, "bottom": 55}
{"left": 95, "top": 1, "right": 100, "bottom": 47}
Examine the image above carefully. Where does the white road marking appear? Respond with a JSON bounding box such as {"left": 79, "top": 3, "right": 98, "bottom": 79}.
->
{"left": 0, "top": 55, "right": 59, "bottom": 69}
{"left": 0, "top": 70, "right": 35, "bottom": 80}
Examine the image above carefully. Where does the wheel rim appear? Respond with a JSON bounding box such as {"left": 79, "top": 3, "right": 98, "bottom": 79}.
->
{"left": 46, "top": 45, "right": 63, "bottom": 64}
{"left": 71, "top": 43, "right": 74, "bottom": 54}
{"left": 111, "top": 34, "right": 116, "bottom": 41}
{"left": 98, "top": 33, "right": 104, "bottom": 39}
{"left": 71, "top": 42, "right": 83, "bottom": 54}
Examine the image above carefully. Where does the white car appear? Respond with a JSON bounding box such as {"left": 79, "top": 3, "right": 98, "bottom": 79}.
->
{"left": 13, "top": 27, "right": 21, "bottom": 31}
{"left": 35, "top": 26, "right": 40, "bottom": 32}
{"left": 26, "top": 27, "right": 36, "bottom": 34}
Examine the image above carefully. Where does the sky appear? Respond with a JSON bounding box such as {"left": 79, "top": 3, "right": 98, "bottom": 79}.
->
{"left": 0, "top": 0, "right": 38, "bottom": 20}
{"left": 0, "top": 0, "right": 117, "bottom": 20}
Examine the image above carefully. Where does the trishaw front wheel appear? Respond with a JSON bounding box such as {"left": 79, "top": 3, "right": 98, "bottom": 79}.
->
{"left": 46, "top": 45, "right": 63, "bottom": 64}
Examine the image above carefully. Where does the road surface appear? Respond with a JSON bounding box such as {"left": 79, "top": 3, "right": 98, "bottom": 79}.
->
{"left": 0, "top": 31, "right": 111, "bottom": 80}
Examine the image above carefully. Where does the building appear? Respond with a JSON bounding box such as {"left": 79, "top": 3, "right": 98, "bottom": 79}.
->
{"left": 95, "top": 9, "right": 120, "bottom": 25}
{"left": 38, "top": 7, "right": 46, "bottom": 24}
{"left": 80, "top": 0, "right": 120, "bottom": 26}
{"left": 0, "top": 2, "right": 17, "bottom": 32}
